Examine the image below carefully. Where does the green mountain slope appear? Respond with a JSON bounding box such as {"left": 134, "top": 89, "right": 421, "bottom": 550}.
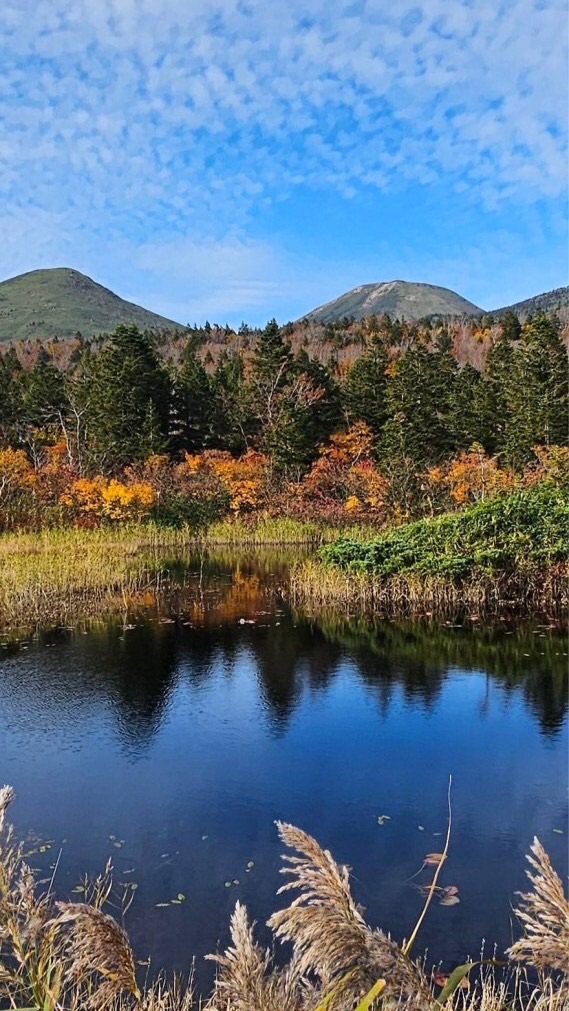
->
{"left": 0, "top": 268, "right": 184, "bottom": 341}
{"left": 301, "top": 280, "right": 482, "bottom": 322}
{"left": 490, "top": 286, "right": 569, "bottom": 320}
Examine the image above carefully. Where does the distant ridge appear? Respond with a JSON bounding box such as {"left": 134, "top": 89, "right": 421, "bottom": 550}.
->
{"left": 0, "top": 267, "right": 185, "bottom": 341}
{"left": 301, "top": 280, "right": 483, "bottom": 323}
{"left": 490, "top": 286, "right": 569, "bottom": 320}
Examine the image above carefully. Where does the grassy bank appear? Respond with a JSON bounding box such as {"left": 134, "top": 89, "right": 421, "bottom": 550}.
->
{"left": 0, "top": 785, "right": 566, "bottom": 1010}
{"left": 291, "top": 485, "right": 569, "bottom": 616}
{"left": 0, "top": 518, "right": 372, "bottom": 630}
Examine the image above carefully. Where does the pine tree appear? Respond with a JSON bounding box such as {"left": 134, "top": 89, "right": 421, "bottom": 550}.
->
{"left": 252, "top": 318, "right": 293, "bottom": 383}
{"left": 80, "top": 324, "right": 170, "bottom": 471}
{"left": 212, "top": 351, "right": 251, "bottom": 453}
{"left": 481, "top": 334, "right": 516, "bottom": 455}
{"left": 380, "top": 342, "right": 458, "bottom": 483}
{"left": 343, "top": 337, "right": 387, "bottom": 440}
{"left": 450, "top": 364, "right": 488, "bottom": 449}
{"left": 504, "top": 312, "right": 568, "bottom": 467}
{"left": 171, "top": 342, "right": 215, "bottom": 452}
{"left": 500, "top": 309, "right": 522, "bottom": 342}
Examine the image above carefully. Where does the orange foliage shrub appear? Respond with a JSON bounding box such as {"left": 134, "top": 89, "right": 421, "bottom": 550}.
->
{"left": 60, "top": 477, "right": 155, "bottom": 524}
{"left": 425, "top": 446, "right": 516, "bottom": 508}
{"left": 285, "top": 424, "right": 390, "bottom": 522}
{"left": 200, "top": 450, "right": 269, "bottom": 514}
{"left": 0, "top": 448, "right": 37, "bottom": 502}
{"left": 523, "top": 445, "right": 569, "bottom": 488}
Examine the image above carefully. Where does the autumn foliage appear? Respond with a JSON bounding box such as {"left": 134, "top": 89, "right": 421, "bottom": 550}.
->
{"left": 0, "top": 425, "right": 565, "bottom": 534}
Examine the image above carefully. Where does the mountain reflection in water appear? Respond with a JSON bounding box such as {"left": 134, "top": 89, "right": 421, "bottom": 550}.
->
{"left": 0, "top": 551, "right": 566, "bottom": 990}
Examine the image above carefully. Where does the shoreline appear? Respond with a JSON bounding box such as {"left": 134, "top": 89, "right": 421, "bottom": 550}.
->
{"left": 0, "top": 518, "right": 566, "bottom": 633}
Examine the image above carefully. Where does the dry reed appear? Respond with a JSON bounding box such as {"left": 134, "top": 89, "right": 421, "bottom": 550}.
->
{"left": 0, "top": 785, "right": 566, "bottom": 1011}
{"left": 290, "top": 559, "right": 568, "bottom": 618}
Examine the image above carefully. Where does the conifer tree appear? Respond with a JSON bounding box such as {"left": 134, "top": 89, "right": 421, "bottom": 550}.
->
{"left": 343, "top": 337, "right": 387, "bottom": 439}
{"left": 500, "top": 309, "right": 522, "bottom": 342}
{"left": 251, "top": 318, "right": 293, "bottom": 384}
{"left": 80, "top": 324, "right": 170, "bottom": 471}
{"left": 212, "top": 351, "right": 251, "bottom": 453}
{"left": 171, "top": 342, "right": 215, "bottom": 452}
{"left": 504, "top": 312, "right": 568, "bottom": 466}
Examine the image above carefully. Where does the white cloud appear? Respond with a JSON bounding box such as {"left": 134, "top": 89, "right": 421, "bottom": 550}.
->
{"left": 1, "top": 0, "right": 566, "bottom": 221}
{"left": 0, "top": 0, "right": 566, "bottom": 319}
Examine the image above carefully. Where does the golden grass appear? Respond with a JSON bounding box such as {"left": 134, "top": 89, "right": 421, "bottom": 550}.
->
{"left": 290, "top": 558, "right": 568, "bottom": 618}
{"left": 0, "top": 520, "right": 377, "bottom": 632}
{"left": 0, "top": 785, "right": 567, "bottom": 1011}
{"left": 0, "top": 525, "right": 180, "bottom": 630}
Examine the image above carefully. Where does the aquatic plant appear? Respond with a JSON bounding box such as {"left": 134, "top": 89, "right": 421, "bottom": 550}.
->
{"left": 0, "top": 785, "right": 567, "bottom": 1010}
{"left": 291, "top": 485, "right": 569, "bottom": 617}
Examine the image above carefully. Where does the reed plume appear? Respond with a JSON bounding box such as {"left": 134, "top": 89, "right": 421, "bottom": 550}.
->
{"left": 507, "top": 837, "right": 569, "bottom": 975}
{"left": 268, "top": 821, "right": 431, "bottom": 1010}
{"left": 205, "top": 900, "right": 309, "bottom": 1011}
{"left": 53, "top": 900, "right": 141, "bottom": 1008}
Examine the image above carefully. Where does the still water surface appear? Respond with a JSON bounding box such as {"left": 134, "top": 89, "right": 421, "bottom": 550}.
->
{"left": 0, "top": 552, "right": 567, "bottom": 990}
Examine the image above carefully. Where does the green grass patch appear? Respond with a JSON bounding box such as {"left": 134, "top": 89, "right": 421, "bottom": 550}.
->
{"left": 320, "top": 484, "right": 569, "bottom": 578}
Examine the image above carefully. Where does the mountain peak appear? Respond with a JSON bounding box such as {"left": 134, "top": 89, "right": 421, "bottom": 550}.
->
{"left": 0, "top": 267, "right": 184, "bottom": 341}
{"left": 302, "top": 279, "right": 483, "bottom": 323}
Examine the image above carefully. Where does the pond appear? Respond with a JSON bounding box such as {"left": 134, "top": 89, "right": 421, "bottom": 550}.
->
{"left": 0, "top": 551, "right": 567, "bottom": 993}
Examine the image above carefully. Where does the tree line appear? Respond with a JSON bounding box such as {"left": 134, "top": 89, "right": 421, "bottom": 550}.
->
{"left": 0, "top": 310, "right": 566, "bottom": 528}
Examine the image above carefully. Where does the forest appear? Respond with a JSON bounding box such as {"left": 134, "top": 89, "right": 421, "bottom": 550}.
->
{"left": 0, "top": 309, "right": 567, "bottom": 532}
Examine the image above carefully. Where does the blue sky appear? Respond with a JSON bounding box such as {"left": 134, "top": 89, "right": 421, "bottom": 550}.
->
{"left": 1, "top": 0, "right": 567, "bottom": 326}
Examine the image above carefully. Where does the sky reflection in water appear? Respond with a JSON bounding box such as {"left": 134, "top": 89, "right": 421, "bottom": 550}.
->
{"left": 0, "top": 553, "right": 566, "bottom": 992}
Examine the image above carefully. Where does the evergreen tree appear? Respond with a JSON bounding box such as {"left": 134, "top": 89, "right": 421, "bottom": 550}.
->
{"left": 263, "top": 352, "right": 342, "bottom": 476}
{"left": 343, "top": 337, "right": 388, "bottom": 440}
{"left": 80, "top": 324, "right": 170, "bottom": 471}
{"left": 450, "top": 364, "right": 488, "bottom": 449}
{"left": 500, "top": 310, "right": 522, "bottom": 342}
{"left": 504, "top": 312, "right": 568, "bottom": 467}
{"left": 480, "top": 334, "right": 516, "bottom": 455}
{"left": 211, "top": 351, "right": 251, "bottom": 453}
{"left": 0, "top": 350, "right": 24, "bottom": 444}
{"left": 252, "top": 318, "right": 293, "bottom": 383}
{"left": 20, "top": 349, "right": 67, "bottom": 430}
{"left": 380, "top": 343, "right": 456, "bottom": 470}
{"left": 171, "top": 342, "right": 215, "bottom": 452}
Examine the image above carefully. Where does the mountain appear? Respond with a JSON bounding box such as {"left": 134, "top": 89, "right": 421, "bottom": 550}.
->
{"left": 490, "top": 286, "right": 569, "bottom": 320}
{"left": 301, "top": 280, "right": 483, "bottom": 323}
{"left": 0, "top": 268, "right": 184, "bottom": 341}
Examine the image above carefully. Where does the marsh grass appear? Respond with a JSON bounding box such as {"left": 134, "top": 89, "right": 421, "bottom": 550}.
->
{"left": 0, "top": 786, "right": 566, "bottom": 1011}
{"left": 0, "top": 519, "right": 375, "bottom": 631}
{"left": 290, "top": 558, "right": 568, "bottom": 618}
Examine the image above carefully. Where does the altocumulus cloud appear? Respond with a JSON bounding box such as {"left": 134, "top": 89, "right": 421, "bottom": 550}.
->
{"left": 1, "top": 0, "right": 567, "bottom": 321}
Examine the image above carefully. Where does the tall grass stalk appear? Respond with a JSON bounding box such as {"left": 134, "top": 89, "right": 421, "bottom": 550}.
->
{"left": 1, "top": 785, "right": 566, "bottom": 1011}
{"left": 290, "top": 558, "right": 567, "bottom": 617}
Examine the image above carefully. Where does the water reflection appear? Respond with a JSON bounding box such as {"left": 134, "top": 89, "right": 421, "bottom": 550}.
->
{"left": 0, "top": 551, "right": 566, "bottom": 984}
{"left": 3, "top": 552, "right": 567, "bottom": 748}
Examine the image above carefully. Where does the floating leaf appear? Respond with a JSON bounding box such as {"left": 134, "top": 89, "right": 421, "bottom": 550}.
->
{"left": 425, "top": 852, "right": 446, "bottom": 866}
{"left": 417, "top": 825, "right": 425, "bottom": 831}
{"left": 72, "top": 885, "right": 85, "bottom": 894}
{"left": 246, "top": 860, "right": 254, "bottom": 869}
{"left": 377, "top": 814, "right": 391, "bottom": 826}
{"left": 155, "top": 902, "right": 170, "bottom": 907}
{"left": 440, "top": 894, "right": 460, "bottom": 907}
{"left": 553, "top": 828, "right": 564, "bottom": 835}
{"left": 177, "top": 893, "right": 185, "bottom": 901}
{"left": 441, "top": 885, "right": 459, "bottom": 897}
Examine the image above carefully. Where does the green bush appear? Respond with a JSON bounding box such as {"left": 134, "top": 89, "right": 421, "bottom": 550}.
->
{"left": 320, "top": 484, "right": 569, "bottom": 579}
